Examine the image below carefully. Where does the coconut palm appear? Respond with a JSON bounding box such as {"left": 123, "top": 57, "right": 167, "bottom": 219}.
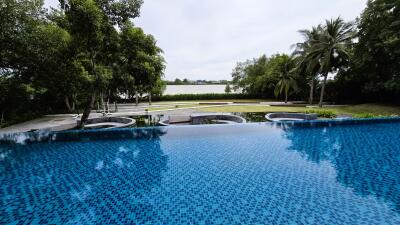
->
{"left": 292, "top": 26, "right": 322, "bottom": 105}
{"left": 274, "top": 56, "right": 298, "bottom": 103}
{"left": 303, "top": 17, "right": 356, "bottom": 107}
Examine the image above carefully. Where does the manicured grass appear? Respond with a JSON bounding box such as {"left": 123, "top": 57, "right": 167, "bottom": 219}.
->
{"left": 199, "top": 104, "right": 400, "bottom": 116}
{"left": 199, "top": 105, "right": 302, "bottom": 113}
{"left": 327, "top": 104, "right": 400, "bottom": 116}
{"left": 152, "top": 99, "right": 273, "bottom": 103}
{"left": 146, "top": 101, "right": 400, "bottom": 117}
{"left": 146, "top": 104, "right": 201, "bottom": 111}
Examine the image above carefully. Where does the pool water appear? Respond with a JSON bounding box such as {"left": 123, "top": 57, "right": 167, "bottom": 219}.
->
{"left": 1, "top": 120, "right": 400, "bottom": 224}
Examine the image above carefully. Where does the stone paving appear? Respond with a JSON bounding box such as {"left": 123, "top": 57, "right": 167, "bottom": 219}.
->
{"left": 0, "top": 103, "right": 212, "bottom": 134}
{"left": 0, "top": 101, "right": 290, "bottom": 134}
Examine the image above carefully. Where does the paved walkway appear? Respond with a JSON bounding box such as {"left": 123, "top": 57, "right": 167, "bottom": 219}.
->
{"left": 0, "top": 101, "right": 295, "bottom": 134}
{"left": 0, "top": 115, "right": 78, "bottom": 134}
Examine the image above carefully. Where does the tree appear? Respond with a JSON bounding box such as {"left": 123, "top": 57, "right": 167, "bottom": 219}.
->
{"left": 225, "top": 83, "right": 231, "bottom": 93}
{"left": 231, "top": 54, "right": 307, "bottom": 100}
{"left": 58, "top": 0, "right": 145, "bottom": 127}
{"left": 117, "top": 22, "right": 165, "bottom": 106}
{"left": 352, "top": 0, "right": 400, "bottom": 102}
{"left": 231, "top": 55, "right": 278, "bottom": 98}
{"left": 0, "top": 0, "right": 166, "bottom": 128}
{"left": 0, "top": 0, "right": 75, "bottom": 123}
{"left": 302, "top": 17, "right": 356, "bottom": 107}
{"left": 95, "top": 0, "right": 143, "bottom": 25}
{"left": 292, "top": 26, "right": 322, "bottom": 105}
{"left": 273, "top": 55, "right": 298, "bottom": 103}
{"left": 61, "top": 0, "right": 113, "bottom": 127}
{"left": 174, "top": 78, "right": 183, "bottom": 85}
{"left": 151, "top": 78, "right": 166, "bottom": 97}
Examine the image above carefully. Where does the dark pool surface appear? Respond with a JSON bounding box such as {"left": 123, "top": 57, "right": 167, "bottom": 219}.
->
{"left": 1, "top": 119, "right": 400, "bottom": 224}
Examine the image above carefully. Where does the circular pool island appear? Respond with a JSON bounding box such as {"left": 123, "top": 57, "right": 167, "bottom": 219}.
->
{"left": 79, "top": 117, "right": 136, "bottom": 129}
{"left": 265, "top": 113, "right": 317, "bottom": 122}
{"left": 159, "top": 113, "right": 246, "bottom": 126}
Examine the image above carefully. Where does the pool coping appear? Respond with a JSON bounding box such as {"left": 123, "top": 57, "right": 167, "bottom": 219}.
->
{"left": 1, "top": 117, "right": 399, "bottom": 144}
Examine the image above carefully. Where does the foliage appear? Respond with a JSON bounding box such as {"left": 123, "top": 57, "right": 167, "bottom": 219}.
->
{"left": 2, "top": 0, "right": 400, "bottom": 128}
{"left": 231, "top": 54, "right": 307, "bottom": 100}
{"left": 293, "top": 26, "right": 322, "bottom": 105}
{"left": 225, "top": 84, "right": 231, "bottom": 93}
{"left": 151, "top": 79, "right": 167, "bottom": 97}
{"left": 305, "top": 109, "right": 337, "bottom": 118}
{"left": 273, "top": 55, "right": 298, "bottom": 103}
{"left": 350, "top": 0, "right": 400, "bottom": 102}
{"left": 112, "top": 22, "right": 165, "bottom": 99}
{"left": 298, "top": 17, "right": 356, "bottom": 107}
{"left": 0, "top": 0, "right": 165, "bottom": 127}
{"left": 353, "top": 113, "right": 378, "bottom": 118}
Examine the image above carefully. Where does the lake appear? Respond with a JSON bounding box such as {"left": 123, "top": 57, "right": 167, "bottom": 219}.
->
{"left": 164, "top": 85, "right": 229, "bottom": 95}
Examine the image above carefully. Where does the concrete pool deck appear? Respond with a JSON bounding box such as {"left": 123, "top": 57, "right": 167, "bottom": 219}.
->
{"left": 0, "top": 101, "right": 313, "bottom": 134}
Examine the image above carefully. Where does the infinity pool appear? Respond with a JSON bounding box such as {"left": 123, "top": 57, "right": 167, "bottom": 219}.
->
{"left": 1, "top": 119, "right": 400, "bottom": 224}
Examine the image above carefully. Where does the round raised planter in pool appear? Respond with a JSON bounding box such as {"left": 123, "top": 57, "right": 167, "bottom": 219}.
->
{"left": 79, "top": 117, "right": 136, "bottom": 129}
{"left": 265, "top": 113, "right": 317, "bottom": 122}
{"left": 159, "top": 113, "right": 246, "bottom": 126}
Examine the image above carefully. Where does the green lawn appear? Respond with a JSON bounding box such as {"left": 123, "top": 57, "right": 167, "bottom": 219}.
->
{"left": 152, "top": 99, "right": 274, "bottom": 103}
{"left": 145, "top": 100, "right": 400, "bottom": 117}
{"left": 199, "top": 104, "right": 400, "bottom": 116}
{"left": 146, "top": 104, "right": 202, "bottom": 111}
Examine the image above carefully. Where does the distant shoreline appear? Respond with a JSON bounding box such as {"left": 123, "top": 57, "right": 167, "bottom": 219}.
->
{"left": 164, "top": 84, "right": 232, "bottom": 95}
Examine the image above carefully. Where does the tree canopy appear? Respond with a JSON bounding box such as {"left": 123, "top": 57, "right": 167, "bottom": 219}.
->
{"left": 232, "top": 0, "right": 399, "bottom": 105}
{"left": 0, "top": 0, "right": 165, "bottom": 127}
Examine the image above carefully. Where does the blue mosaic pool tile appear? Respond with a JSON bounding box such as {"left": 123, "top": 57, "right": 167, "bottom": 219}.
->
{"left": 1, "top": 120, "right": 400, "bottom": 224}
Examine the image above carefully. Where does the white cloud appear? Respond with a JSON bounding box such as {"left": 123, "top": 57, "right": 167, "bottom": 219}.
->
{"left": 45, "top": 0, "right": 367, "bottom": 80}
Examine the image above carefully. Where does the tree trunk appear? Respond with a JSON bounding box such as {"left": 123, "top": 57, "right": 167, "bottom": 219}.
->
{"left": 149, "top": 92, "right": 152, "bottom": 105}
{"left": 135, "top": 91, "right": 139, "bottom": 106}
{"left": 285, "top": 92, "right": 288, "bottom": 103}
{"left": 309, "top": 78, "right": 314, "bottom": 105}
{"left": 0, "top": 111, "right": 4, "bottom": 125}
{"left": 65, "top": 96, "right": 73, "bottom": 112}
{"left": 319, "top": 74, "right": 328, "bottom": 108}
{"left": 78, "top": 91, "right": 97, "bottom": 129}
{"left": 65, "top": 96, "right": 76, "bottom": 113}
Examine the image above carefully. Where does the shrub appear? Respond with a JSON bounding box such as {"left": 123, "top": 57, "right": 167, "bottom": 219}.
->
{"left": 305, "top": 109, "right": 337, "bottom": 118}
{"left": 353, "top": 113, "right": 378, "bottom": 118}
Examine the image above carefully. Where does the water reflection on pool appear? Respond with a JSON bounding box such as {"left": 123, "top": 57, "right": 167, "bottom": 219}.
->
{"left": 1, "top": 120, "right": 400, "bottom": 224}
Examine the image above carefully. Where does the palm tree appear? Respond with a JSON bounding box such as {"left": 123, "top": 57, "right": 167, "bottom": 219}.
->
{"left": 302, "top": 17, "right": 355, "bottom": 107}
{"left": 274, "top": 56, "right": 298, "bottom": 103}
{"left": 292, "top": 26, "right": 322, "bottom": 105}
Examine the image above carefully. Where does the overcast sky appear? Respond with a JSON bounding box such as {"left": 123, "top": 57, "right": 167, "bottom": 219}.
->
{"left": 45, "top": 0, "right": 367, "bottom": 81}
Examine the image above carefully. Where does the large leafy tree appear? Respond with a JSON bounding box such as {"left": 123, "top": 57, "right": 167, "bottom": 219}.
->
{"left": 61, "top": 0, "right": 113, "bottom": 127}
{"left": 1, "top": 0, "right": 165, "bottom": 128}
{"left": 59, "top": 0, "right": 146, "bottom": 127}
{"left": 112, "top": 22, "right": 165, "bottom": 105}
{"left": 0, "top": 0, "right": 74, "bottom": 124}
{"left": 301, "top": 17, "right": 356, "bottom": 107}
{"left": 231, "top": 54, "right": 307, "bottom": 100}
{"left": 353, "top": 0, "right": 400, "bottom": 101}
{"left": 231, "top": 55, "right": 278, "bottom": 98}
